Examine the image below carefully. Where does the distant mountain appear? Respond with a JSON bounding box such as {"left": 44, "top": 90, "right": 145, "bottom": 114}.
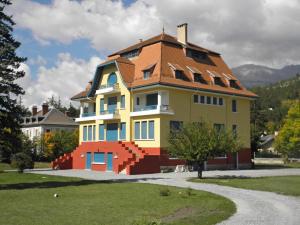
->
{"left": 232, "top": 64, "right": 300, "bottom": 87}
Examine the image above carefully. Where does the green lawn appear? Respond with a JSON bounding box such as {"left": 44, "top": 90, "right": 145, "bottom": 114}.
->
{"left": 254, "top": 162, "right": 300, "bottom": 169}
{"left": 0, "top": 162, "right": 50, "bottom": 171}
{"left": 190, "top": 176, "right": 300, "bottom": 196}
{"left": 0, "top": 172, "right": 235, "bottom": 225}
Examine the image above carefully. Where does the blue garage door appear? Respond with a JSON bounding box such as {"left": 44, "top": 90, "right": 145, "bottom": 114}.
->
{"left": 106, "top": 123, "right": 118, "bottom": 141}
{"left": 107, "top": 152, "right": 113, "bottom": 171}
{"left": 86, "top": 152, "right": 91, "bottom": 169}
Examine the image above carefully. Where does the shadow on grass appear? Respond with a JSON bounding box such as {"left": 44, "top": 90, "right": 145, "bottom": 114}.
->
{"left": 0, "top": 177, "right": 164, "bottom": 191}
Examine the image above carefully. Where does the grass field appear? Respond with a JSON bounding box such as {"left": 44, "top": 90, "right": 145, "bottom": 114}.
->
{"left": 254, "top": 162, "right": 300, "bottom": 169}
{"left": 0, "top": 162, "right": 50, "bottom": 171}
{"left": 0, "top": 172, "right": 235, "bottom": 225}
{"left": 190, "top": 176, "right": 300, "bottom": 196}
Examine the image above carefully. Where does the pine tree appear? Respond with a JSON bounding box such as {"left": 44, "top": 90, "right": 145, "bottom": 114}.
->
{"left": 0, "top": 0, "right": 27, "bottom": 162}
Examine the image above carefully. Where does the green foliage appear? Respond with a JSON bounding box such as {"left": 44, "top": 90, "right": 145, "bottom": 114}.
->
{"left": 46, "top": 95, "right": 79, "bottom": 118}
{"left": 11, "top": 152, "right": 34, "bottom": 173}
{"left": 168, "top": 121, "right": 241, "bottom": 178}
{"left": 275, "top": 102, "right": 300, "bottom": 159}
{"left": 0, "top": 0, "right": 27, "bottom": 162}
{"left": 40, "top": 129, "right": 79, "bottom": 160}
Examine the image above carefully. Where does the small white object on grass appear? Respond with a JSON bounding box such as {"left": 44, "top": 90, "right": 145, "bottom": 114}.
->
{"left": 54, "top": 193, "right": 59, "bottom": 198}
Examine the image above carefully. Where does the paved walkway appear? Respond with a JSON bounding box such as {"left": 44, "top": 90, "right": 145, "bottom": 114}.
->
{"left": 30, "top": 169, "right": 300, "bottom": 225}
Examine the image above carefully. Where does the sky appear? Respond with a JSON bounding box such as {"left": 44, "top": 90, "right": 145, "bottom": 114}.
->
{"left": 5, "top": 0, "right": 300, "bottom": 107}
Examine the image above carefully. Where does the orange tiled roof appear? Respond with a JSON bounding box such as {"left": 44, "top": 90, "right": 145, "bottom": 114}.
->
{"left": 72, "top": 32, "right": 257, "bottom": 99}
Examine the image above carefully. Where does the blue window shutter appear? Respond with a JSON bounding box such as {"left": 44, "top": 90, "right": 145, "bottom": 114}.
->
{"left": 134, "top": 122, "right": 140, "bottom": 139}
{"left": 99, "top": 124, "right": 104, "bottom": 141}
{"left": 148, "top": 120, "right": 154, "bottom": 139}
{"left": 120, "top": 122, "right": 126, "bottom": 140}
{"left": 88, "top": 126, "right": 92, "bottom": 141}
{"left": 83, "top": 126, "right": 87, "bottom": 141}
{"left": 94, "top": 152, "right": 105, "bottom": 163}
{"left": 121, "top": 95, "right": 125, "bottom": 109}
{"left": 100, "top": 98, "right": 104, "bottom": 113}
{"left": 141, "top": 121, "right": 147, "bottom": 139}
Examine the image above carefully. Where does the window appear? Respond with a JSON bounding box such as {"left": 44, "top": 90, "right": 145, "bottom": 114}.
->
{"left": 146, "top": 93, "right": 158, "bottom": 106}
{"left": 88, "top": 125, "right": 92, "bottom": 141}
{"left": 232, "top": 100, "right": 237, "bottom": 112}
{"left": 219, "top": 98, "right": 224, "bottom": 106}
{"left": 120, "top": 95, "right": 125, "bottom": 109}
{"left": 94, "top": 152, "right": 105, "bottom": 163}
{"left": 143, "top": 70, "right": 151, "bottom": 80}
{"left": 136, "top": 97, "right": 140, "bottom": 106}
{"left": 141, "top": 121, "right": 147, "bottom": 139}
{"left": 99, "top": 124, "right": 104, "bottom": 141}
{"left": 229, "top": 80, "right": 241, "bottom": 89}
{"left": 134, "top": 122, "right": 140, "bottom": 139}
{"left": 214, "top": 123, "right": 225, "bottom": 133}
{"left": 107, "top": 72, "right": 117, "bottom": 86}
{"left": 170, "top": 121, "right": 183, "bottom": 133}
{"left": 206, "top": 96, "right": 211, "bottom": 104}
{"left": 148, "top": 120, "right": 154, "bottom": 139}
{"left": 194, "top": 73, "right": 206, "bottom": 84}
{"left": 213, "top": 97, "right": 218, "bottom": 105}
{"left": 93, "top": 125, "right": 96, "bottom": 141}
{"left": 100, "top": 98, "right": 104, "bottom": 113}
{"left": 119, "top": 122, "right": 126, "bottom": 140}
{"left": 121, "top": 49, "right": 139, "bottom": 59}
{"left": 175, "top": 70, "right": 186, "bottom": 80}
{"left": 83, "top": 126, "right": 87, "bottom": 141}
{"left": 232, "top": 125, "right": 237, "bottom": 138}
{"left": 200, "top": 95, "right": 205, "bottom": 104}
{"left": 193, "top": 95, "right": 199, "bottom": 103}
{"left": 214, "top": 77, "right": 225, "bottom": 87}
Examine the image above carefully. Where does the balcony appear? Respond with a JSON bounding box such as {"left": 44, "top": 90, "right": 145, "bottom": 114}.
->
{"left": 75, "top": 111, "right": 97, "bottom": 122}
{"left": 98, "top": 109, "right": 120, "bottom": 120}
{"left": 95, "top": 83, "right": 120, "bottom": 95}
{"left": 130, "top": 104, "right": 174, "bottom": 117}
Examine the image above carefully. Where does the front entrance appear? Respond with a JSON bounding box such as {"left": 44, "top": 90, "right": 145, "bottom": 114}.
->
{"left": 86, "top": 152, "right": 91, "bottom": 169}
{"left": 106, "top": 123, "right": 118, "bottom": 141}
{"left": 107, "top": 152, "right": 113, "bottom": 171}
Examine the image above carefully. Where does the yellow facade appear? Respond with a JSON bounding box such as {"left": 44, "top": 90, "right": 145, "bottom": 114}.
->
{"left": 77, "top": 64, "right": 251, "bottom": 149}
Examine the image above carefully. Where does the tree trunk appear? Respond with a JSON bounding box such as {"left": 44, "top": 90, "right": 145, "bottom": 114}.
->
{"left": 197, "top": 162, "right": 204, "bottom": 179}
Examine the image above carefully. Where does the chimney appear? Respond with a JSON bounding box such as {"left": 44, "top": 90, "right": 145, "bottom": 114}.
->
{"left": 177, "top": 23, "right": 188, "bottom": 45}
{"left": 32, "top": 105, "right": 37, "bottom": 116}
{"left": 42, "top": 103, "right": 49, "bottom": 115}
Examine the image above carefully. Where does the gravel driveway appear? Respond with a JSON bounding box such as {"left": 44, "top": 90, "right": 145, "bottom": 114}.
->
{"left": 30, "top": 169, "right": 300, "bottom": 225}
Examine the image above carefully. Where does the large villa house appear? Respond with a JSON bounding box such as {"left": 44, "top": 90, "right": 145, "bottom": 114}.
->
{"left": 52, "top": 24, "right": 257, "bottom": 174}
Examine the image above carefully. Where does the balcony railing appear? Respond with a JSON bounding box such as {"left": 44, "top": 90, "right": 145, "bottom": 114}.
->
{"left": 100, "top": 109, "right": 119, "bottom": 115}
{"left": 133, "top": 105, "right": 172, "bottom": 112}
{"left": 99, "top": 83, "right": 119, "bottom": 90}
{"left": 82, "top": 112, "right": 96, "bottom": 117}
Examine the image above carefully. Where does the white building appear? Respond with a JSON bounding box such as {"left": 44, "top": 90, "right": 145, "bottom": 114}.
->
{"left": 21, "top": 103, "right": 78, "bottom": 140}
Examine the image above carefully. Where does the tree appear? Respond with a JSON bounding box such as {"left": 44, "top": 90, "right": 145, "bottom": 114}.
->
{"left": 275, "top": 102, "right": 300, "bottom": 161}
{"left": 40, "top": 129, "right": 78, "bottom": 161}
{"left": 46, "top": 95, "right": 79, "bottom": 118}
{"left": 11, "top": 152, "right": 34, "bottom": 173}
{"left": 168, "top": 122, "right": 241, "bottom": 178}
{"left": 0, "top": 0, "right": 27, "bottom": 162}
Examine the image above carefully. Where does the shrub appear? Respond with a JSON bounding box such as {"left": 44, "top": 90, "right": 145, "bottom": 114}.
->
{"left": 159, "top": 188, "right": 171, "bottom": 196}
{"left": 11, "top": 152, "right": 34, "bottom": 173}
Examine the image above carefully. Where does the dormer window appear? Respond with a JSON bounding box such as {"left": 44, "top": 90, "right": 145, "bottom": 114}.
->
{"left": 207, "top": 70, "right": 225, "bottom": 87}
{"left": 142, "top": 63, "right": 156, "bottom": 80}
{"left": 187, "top": 66, "right": 207, "bottom": 84}
{"left": 169, "top": 63, "right": 189, "bottom": 81}
{"left": 121, "top": 49, "right": 139, "bottom": 59}
{"left": 223, "top": 73, "right": 241, "bottom": 89}
{"left": 186, "top": 49, "right": 207, "bottom": 60}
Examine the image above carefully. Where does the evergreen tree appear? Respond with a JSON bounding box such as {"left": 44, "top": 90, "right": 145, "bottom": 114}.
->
{"left": 0, "top": 0, "right": 27, "bottom": 162}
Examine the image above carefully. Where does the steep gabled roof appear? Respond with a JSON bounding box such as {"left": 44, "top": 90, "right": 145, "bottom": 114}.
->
{"left": 71, "top": 32, "right": 257, "bottom": 100}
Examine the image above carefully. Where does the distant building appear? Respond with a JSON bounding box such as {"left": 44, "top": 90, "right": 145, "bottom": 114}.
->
{"left": 21, "top": 103, "right": 78, "bottom": 140}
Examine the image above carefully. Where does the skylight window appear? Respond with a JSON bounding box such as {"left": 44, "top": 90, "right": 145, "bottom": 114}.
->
{"left": 121, "top": 49, "right": 139, "bottom": 59}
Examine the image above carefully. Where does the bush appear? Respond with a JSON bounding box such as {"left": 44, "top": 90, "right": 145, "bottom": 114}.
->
{"left": 11, "top": 152, "right": 34, "bottom": 173}
{"left": 159, "top": 188, "right": 171, "bottom": 196}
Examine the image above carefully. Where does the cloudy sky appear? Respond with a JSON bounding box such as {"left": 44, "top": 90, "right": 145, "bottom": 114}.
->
{"left": 6, "top": 0, "right": 300, "bottom": 107}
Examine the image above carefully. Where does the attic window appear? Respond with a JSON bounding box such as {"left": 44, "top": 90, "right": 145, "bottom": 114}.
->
{"left": 169, "top": 63, "right": 189, "bottom": 81}
{"left": 229, "top": 80, "right": 241, "bottom": 89}
{"left": 142, "top": 63, "right": 156, "bottom": 80}
{"left": 186, "top": 49, "right": 207, "bottom": 60}
{"left": 187, "top": 66, "right": 207, "bottom": 84}
{"left": 121, "top": 49, "right": 139, "bottom": 59}
{"left": 207, "top": 70, "right": 225, "bottom": 87}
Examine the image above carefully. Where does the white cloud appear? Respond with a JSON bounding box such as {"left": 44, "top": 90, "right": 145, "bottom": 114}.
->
{"left": 18, "top": 53, "right": 102, "bottom": 107}
{"left": 28, "top": 55, "right": 47, "bottom": 66}
{"left": 8, "top": 0, "right": 300, "bottom": 67}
